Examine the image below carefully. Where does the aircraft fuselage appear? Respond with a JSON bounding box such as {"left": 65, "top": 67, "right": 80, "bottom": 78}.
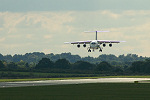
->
{"left": 90, "top": 40, "right": 99, "bottom": 49}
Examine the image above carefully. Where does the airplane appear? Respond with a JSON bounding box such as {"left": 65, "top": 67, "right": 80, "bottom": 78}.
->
{"left": 64, "top": 31, "right": 125, "bottom": 52}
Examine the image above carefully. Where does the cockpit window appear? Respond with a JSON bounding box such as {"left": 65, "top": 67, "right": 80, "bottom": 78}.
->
{"left": 91, "top": 42, "right": 96, "bottom": 44}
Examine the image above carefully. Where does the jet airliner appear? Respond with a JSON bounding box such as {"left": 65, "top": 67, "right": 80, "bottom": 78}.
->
{"left": 65, "top": 31, "right": 125, "bottom": 52}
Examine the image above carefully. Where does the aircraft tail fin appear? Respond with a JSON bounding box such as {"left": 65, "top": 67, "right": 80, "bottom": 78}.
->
{"left": 84, "top": 31, "right": 109, "bottom": 40}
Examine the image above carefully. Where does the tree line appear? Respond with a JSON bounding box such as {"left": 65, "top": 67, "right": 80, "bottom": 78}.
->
{"left": 0, "top": 52, "right": 147, "bottom": 65}
{"left": 0, "top": 57, "right": 150, "bottom": 76}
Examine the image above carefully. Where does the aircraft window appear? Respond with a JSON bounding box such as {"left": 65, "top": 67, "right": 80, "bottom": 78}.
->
{"left": 91, "top": 42, "right": 96, "bottom": 44}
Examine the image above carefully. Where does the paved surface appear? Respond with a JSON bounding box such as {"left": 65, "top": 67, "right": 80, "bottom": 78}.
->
{"left": 0, "top": 78, "right": 150, "bottom": 88}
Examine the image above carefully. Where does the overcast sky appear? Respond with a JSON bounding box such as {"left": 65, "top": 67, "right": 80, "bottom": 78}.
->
{"left": 0, "top": 0, "right": 150, "bottom": 57}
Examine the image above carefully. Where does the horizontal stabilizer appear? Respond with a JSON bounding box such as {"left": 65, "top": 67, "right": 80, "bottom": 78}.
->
{"left": 84, "top": 31, "right": 109, "bottom": 33}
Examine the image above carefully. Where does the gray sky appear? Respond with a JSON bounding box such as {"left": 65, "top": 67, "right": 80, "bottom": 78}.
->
{"left": 0, "top": 0, "right": 150, "bottom": 57}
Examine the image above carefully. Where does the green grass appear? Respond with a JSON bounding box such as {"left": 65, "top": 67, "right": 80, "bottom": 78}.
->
{"left": 0, "top": 83, "right": 150, "bottom": 100}
{"left": 1, "top": 75, "right": 150, "bottom": 82}
{"left": 1, "top": 71, "right": 150, "bottom": 82}
{"left": 0, "top": 71, "right": 97, "bottom": 79}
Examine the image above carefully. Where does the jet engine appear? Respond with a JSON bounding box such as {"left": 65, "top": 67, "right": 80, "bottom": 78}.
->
{"left": 77, "top": 44, "right": 80, "bottom": 48}
{"left": 83, "top": 43, "right": 86, "bottom": 47}
{"left": 109, "top": 44, "right": 112, "bottom": 47}
{"left": 103, "top": 44, "right": 106, "bottom": 47}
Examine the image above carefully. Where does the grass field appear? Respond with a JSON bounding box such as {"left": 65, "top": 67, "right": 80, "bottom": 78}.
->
{"left": 2, "top": 71, "right": 150, "bottom": 82}
{"left": 0, "top": 83, "right": 150, "bottom": 100}
{"left": 1, "top": 75, "right": 150, "bottom": 82}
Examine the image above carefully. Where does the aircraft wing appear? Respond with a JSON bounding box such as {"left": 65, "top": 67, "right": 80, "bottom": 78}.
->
{"left": 97, "top": 40, "right": 126, "bottom": 43}
{"left": 64, "top": 40, "right": 92, "bottom": 44}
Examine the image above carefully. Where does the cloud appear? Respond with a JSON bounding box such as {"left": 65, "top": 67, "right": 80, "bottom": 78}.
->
{"left": 43, "top": 35, "right": 52, "bottom": 39}
{"left": 26, "top": 34, "right": 34, "bottom": 39}
{"left": 25, "top": 12, "right": 74, "bottom": 33}
{"left": 0, "top": 37, "right": 5, "bottom": 42}
{"left": 42, "top": 48, "right": 52, "bottom": 54}
{"left": 122, "top": 10, "right": 150, "bottom": 16}
{"left": 1, "top": 12, "right": 25, "bottom": 33}
{"left": 101, "top": 10, "right": 120, "bottom": 19}
{"left": 0, "top": 11, "right": 74, "bottom": 34}
{"left": 0, "top": 10, "right": 150, "bottom": 57}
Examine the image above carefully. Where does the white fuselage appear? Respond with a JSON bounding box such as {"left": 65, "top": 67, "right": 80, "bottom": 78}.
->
{"left": 90, "top": 40, "right": 99, "bottom": 49}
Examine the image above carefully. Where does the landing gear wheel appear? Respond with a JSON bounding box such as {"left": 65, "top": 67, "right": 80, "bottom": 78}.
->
{"left": 88, "top": 49, "right": 91, "bottom": 52}
{"left": 99, "top": 49, "right": 102, "bottom": 52}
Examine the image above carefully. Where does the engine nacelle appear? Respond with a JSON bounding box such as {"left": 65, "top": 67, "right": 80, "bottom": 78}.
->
{"left": 109, "top": 44, "right": 112, "bottom": 47}
{"left": 77, "top": 44, "right": 80, "bottom": 48}
{"left": 103, "top": 44, "right": 106, "bottom": 47}
{"left": 83, "top": 43, "right": 86, "bottom": 47}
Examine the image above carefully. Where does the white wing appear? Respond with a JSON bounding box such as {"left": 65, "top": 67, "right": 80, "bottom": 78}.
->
{"left": 97, "top": 40, "right": 126, "bottom": 43}
{"left": 64, "top": 40, "right": 92, "bottom": 44}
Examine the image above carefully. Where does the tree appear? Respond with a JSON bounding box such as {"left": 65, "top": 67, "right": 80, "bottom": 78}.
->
{"left": 144, "top": 59, "right": 150, "bottom": 73}
{"left": 4, "top": 55, "right": 13, "bottom": 62}
{"left": 72, "top": 61, "right": 95, "bottom": 70}
{"left": 35, "top": 58, "right": 54, "bottom": 69}
{"left": 130, "top": 61, "right": 144, "bottom": 73}
{"left": 25, "top": 63, "right": 29, "bottom": 68}
{"left": 113, "top": 66, "right": 123, "bottom": 74}
{"left": 0, "top": 54, "right": 4, "bottom": 60}
{"left": 13, "top": 54, "right": 23, "bottom": 62}
{"left": 16, "top": 60, "right": 28, "bottom": 69}
{"left": 54, "top": 59, "right": 71, "bottom": 69}
{"left": 7, "top": 62, "right": 18, "bottom": 69}
{"left": 60, "top": 53, "right": 81, "bottom": 63}
{"left": 82, "top": 56, "right": 95, "bottom": 63}
{"left": 0, "top": 60, "right": 4, "bottom": 68}
{"left": 97, "top": 61, "right": 113, "bottom": 72}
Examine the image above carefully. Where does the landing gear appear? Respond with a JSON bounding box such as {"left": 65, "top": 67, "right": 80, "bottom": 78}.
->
{"left": 99, "top": 47, "right": 102, "bottom": 52}
{"left": 87, "top": 47, "right": 103, "bottom": 52}
{"left": 87, "top": 47, "right": 91, "bottom": 52}
{"left": 88, "top": 49, "right": 91, "bottom": 52}
{"left": 99, "top": 49, "right": 102, "bottom": 52}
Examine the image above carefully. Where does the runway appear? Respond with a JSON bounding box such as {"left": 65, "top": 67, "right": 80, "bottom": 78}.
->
{"left": 1, "top": 78, "right": 150, "bottom": 88}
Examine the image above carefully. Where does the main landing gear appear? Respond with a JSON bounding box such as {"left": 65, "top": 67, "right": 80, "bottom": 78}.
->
{"left": 88, "top": 49, "right": 102, "bottom": 52}
{"left": 99, "top": 48, "right": 102, "bottom": 52}
{"left": 87, "top": 47, "right": 91, "bottom": 52}
{"left": 87, "top": 48, "right": 102, "bottom": 52}
{"left": 88, "top": 49, "right": 91, "bottom": 52}
{"left": 87, "top": 47, "right": 103, "bottom": 52}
